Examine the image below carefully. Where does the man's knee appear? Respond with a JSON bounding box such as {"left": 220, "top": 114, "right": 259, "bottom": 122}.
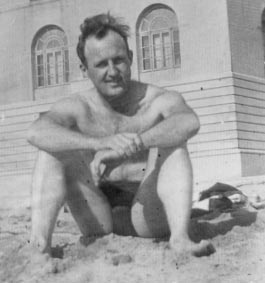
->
{"left": 158, "top": 143, "right": 189, "bottom": 161}
{"left": 32, "top": 150, "right": 67, "bottom": 194}
{"left": 156, "top": 144, "right": 192, "bottom": 173}
{"left": 34, "top": 150, "right": 91, "bottom": 183}
{"left": 34, "top": 150, "right": 66, "bottom": 171}
{"left": 32, "top": 151, "right": 65, "bottom": 187}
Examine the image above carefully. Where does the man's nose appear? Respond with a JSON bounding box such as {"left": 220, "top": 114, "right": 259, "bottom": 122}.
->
{"left": 107, "top": 61, "right": 118, "bottom": 77}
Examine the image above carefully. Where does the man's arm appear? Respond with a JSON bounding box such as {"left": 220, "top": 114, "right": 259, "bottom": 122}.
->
{"left": 139, "top": 92, "right": 200, "bottom": 149}
{"left": 91, "top": 91, "right": 199, "bottom": 184}
{"left": 27, "top": 97, "right": 143, "bottom": 154}
{"left": 27, "top": 98, "right": 99, "bottom": 153}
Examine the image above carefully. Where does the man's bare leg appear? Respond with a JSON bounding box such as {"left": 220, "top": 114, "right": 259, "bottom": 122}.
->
{"left": 30, "top": 151, "right": 67, "bottom": 253}
{"left": 131, "top": 146, "right": 215, "bottom": 258}
{"left": 30, "top": 150, "right": 113, "bottom": 254}
{"left": 65, "top": 151, "right": 113, "bottom": 238}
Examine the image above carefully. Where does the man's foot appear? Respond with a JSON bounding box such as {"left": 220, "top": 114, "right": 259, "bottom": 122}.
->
{"left": 18, "top": 242, "right": 66, "bottom": 276}
{"left": 19, "top": 241, "right": 51, "bottom": 265}
{"left": 170, "top": 238, "right": 215, "bottom": 265}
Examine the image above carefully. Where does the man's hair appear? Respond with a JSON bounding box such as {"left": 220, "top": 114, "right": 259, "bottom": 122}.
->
{"left": 77, "top": 13, "right": 130, "bottom": 68}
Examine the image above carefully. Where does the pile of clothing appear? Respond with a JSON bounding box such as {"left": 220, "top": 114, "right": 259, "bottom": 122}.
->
{"left": 192, "top": 182, "right": 265, "bottom": 218}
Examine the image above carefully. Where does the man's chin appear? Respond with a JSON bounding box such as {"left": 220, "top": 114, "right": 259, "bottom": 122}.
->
{"left": 104, "top": 87, "right": 127, "bottom": 100}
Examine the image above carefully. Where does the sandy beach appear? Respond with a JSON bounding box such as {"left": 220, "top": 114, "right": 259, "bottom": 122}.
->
{"left": 1, "top": 175, "right": 265, "bottom": 283}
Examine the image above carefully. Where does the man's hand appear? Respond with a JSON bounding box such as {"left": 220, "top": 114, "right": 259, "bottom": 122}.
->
{"left": 90, "top": 149, "right": 122, "bottom": 186}
{"left": 98, "top": 133, "right": 144, "bottom": 157}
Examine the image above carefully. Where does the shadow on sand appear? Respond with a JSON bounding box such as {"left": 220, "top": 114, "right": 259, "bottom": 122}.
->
{"left": 189, "top": 207, "right": 257, "bottom": 242}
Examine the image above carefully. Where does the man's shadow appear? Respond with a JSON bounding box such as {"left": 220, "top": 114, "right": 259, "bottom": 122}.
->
{"left": 51, "top": 243, "right": 68, "bottom": 259}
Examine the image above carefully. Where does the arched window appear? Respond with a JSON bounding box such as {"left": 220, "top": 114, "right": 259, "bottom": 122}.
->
{"left": 137, "top": 6, "right": 180, "bottom": 72}
{"left": 32, "top": 26, "right": 69, "bottom": 88}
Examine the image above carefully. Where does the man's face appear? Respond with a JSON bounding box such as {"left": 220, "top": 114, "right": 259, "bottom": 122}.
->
{"left": 83, "top": 30, "right": 133, "bottom": 100}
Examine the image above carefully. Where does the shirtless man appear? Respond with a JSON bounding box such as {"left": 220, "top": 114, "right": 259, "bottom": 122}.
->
{"left": 27, "top": 13, "right": 214, "bottom": 260}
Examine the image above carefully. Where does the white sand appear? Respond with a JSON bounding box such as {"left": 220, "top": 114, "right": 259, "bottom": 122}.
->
{"left": 1, "top": 175, "right": 265, "bottom": 283}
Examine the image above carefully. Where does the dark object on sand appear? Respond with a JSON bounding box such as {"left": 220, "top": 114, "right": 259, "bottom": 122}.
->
{"left": 199, "top": 182, "right": 243, "bottom": 201}
{"left": 200, "top": 182, "right": 247, "bottom": 211}
{"left": 208, "top": 196, "right": 233, "bottom": 212}
{"left": 191, "top": 183, "right": 247, "bottom": 218}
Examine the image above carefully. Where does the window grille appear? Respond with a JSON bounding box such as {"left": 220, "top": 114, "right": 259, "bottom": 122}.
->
{"left": 138, "top": 7, "right": 180, "bottom": 72}
{"left": 33, "top": 27, "right": 69, "bottom": 88}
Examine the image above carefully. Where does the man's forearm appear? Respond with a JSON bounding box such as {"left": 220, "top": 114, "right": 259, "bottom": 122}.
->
{"left": 27, "top": 120, "right": 100, "bottom": 153}
{"left": 139, "top": 113, "right": 200, "bottom": 149}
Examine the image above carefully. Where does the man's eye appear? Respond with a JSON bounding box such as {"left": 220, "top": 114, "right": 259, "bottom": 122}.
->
{"left": 96, "top": 62, "right": 107, "bottom": 68}
{"left": 114, "top": 57, "right": 125, "bottom": 64}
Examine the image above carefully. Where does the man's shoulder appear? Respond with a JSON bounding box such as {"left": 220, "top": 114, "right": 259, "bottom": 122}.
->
{"left": 140, "top": 83, "right": 186, "bottom": 115}
{"left": 142, "top": 82, "right": 181, "bottom": 102}
{"left": 52, "top": 89, "right": 94, "bottom": 108}
{"left": 49, "top": 92, "right": 91, "bottom": 117}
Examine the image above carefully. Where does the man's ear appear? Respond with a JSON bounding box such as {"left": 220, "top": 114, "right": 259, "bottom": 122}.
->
{"left": 80, "top": 64, "right": 88, "bottom": 78}
{"left": 128, "top": 50, "right": 133, "bottom": 64}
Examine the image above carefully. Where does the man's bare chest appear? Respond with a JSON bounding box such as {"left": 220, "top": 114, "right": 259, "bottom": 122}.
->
{"left": 77, "top": 105, "right": 160, "bottom": 137}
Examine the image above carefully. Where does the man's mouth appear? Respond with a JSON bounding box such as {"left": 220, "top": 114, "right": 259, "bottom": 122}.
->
{"left": 106, "top": 79, "right": 123, "bottom": 87}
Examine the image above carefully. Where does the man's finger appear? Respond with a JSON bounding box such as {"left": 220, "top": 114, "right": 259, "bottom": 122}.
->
{"left": 98, "top": 163, "right": 106, "bottom": 177}
{"left": 120, "top": 133, "right": 144, "bottom": 152}
{"left": 134, "top": 135, "right": 145, "bottom": 152}
{"left": 118, "top": 134, "right": 140, "bottom": 156}
{"left": 110, "top": 139, "right": 130, "bottom": 156}
{"left": 90, "top": 163, "right": 99, "bottom": 186}
{"left": 90, "top": 157, "right": 104, "bottom": 186}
